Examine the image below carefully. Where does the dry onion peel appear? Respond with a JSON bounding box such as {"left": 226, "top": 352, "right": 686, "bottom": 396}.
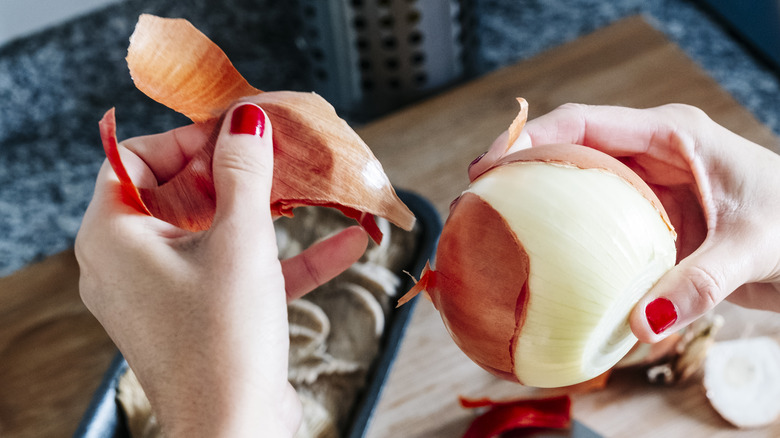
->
{"left": 127, "top": 15, "right": 261, "bottom": 123}
{"left": 505, "top": 97, "right": 529, "bottom": 154}
{"left": 99, "top": 108, "right": 150, "bottom": 216}
{"left": 103, "top": 14, "right": 415, "bottom": 242}
{"left": 399, "top": 100, "right": 677, "bottom": 388}
{"left": 459, "top": 395, "right": 571, "bottom": 438}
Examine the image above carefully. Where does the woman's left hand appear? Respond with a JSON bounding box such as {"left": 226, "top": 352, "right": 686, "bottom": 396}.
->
{"left": 76, "top": 103, "right": 368, "bottom": 437}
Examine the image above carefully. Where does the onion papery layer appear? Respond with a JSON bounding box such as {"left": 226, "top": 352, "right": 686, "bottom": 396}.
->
{"left": 127, "top": 14, "right": 261, "bottom": 124}
{"left": 425, "top": 192, "right": 530, "bottom": 382}
{"left": 468, "top": 160, "right": 676, "bottom": 387}
{"left": 106, "top": 14, "right": 415, "bottom": 242}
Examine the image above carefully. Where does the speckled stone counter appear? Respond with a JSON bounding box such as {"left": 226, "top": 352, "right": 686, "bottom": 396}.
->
{"left": 1, "top": 0, "right": 779, "bottom": 276}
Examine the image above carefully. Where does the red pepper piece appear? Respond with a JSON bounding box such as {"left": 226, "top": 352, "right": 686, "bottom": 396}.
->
{"left": 459, "top": 395, "right": 571, "bottom": 438}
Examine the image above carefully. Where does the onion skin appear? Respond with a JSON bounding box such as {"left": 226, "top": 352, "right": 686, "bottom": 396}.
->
{"left": 429, "top": 193, "right": 529, "bottom": 382}
{"left": 402, "top": 137, "right": 677, "bottom": 387}
{"left": 101, "top": 14, "right": 415, "bottom": 243}
{"left": 126, "top": 15, "right": 260, "bottom": 124}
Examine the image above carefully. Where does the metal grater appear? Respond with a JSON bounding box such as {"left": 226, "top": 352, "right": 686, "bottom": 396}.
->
{"left": 295, "top": 0, "right": 474, "bottom": 121}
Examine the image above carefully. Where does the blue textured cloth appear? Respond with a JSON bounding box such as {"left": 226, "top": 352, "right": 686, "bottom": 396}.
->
{"left": 1, "top": 0, "right": 779, "bottom": 275}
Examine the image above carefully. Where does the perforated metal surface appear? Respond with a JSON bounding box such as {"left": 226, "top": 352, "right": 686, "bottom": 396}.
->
{"left": 296, "top": 0, "right": 473, "bottom": 119}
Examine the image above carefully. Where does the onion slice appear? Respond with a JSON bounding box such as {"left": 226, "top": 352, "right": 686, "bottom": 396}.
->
{"left": 103, "top": 14, "right": 415, "bottom": 242}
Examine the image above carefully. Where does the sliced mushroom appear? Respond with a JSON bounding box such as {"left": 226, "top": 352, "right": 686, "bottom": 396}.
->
{"left": 294, "top": 392, "right": 339, "bottom": 438}
{"left": 296, "top": 369, "right": 367, "bottom": 432}
{"left": 333, "top": 262, "right": 402, "bottom": 312}
{"left": 117, "top": 369, "right": 160, "bottom": 438}
{"left": 306, "top": 283, "right": 385, "bottom": 365}
{"left": 289, "top": 350, "right": 363, "bottom": 386}
{"left": 703, "top": 336, "right": 780, "bottom": 428}
{"left": 288, "top": 299, "right": 331, "bottom": 364}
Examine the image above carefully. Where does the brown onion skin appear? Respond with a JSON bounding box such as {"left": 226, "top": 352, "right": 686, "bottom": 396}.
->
{"left": 429, "top": 193, "right": 529, "bottom": 382}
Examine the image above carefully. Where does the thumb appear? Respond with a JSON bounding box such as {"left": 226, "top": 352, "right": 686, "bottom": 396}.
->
{"left": 630, "top": 237, "right": 748, "bottom": 343}
{"left": 211, "top": 103, "right": 274, "bottom": 235}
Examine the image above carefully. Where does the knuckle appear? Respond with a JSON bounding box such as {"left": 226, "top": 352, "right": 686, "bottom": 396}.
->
{"left": 685, "top": 265, "right": 725, "bottom": 311}
{"left": 301, "top": 253, "right": 325, "bottom": 288}
{"left": 656, "top": 103, "right": 712, "bottom": 127}
{"left": 217, "top": 149, "right": 272, "bottom": 180}
{"left": 555, "top": 102, "right": 589, "bottom": 115}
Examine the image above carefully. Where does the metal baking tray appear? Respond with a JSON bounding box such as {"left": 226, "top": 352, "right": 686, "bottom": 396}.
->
{"left": 74, "top": 189, "right": 441, "bottom": 438}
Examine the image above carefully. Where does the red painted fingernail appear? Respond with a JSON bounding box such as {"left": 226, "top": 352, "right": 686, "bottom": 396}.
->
{"left": 230, "top": 104, "right": 265, "bottom": 136}
{"left": 646, "top": 298, "right": 677, "bottom": 334}
{"left": 468, "top": 152, "right": 487, "bottom": 170}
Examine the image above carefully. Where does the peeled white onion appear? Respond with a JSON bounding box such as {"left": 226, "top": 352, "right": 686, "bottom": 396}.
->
{"left": 402, "top": 101, "right": 677, "bottom": 388}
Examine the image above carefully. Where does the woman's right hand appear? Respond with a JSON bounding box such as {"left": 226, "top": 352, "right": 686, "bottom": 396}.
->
{"left": 470, "top": 103, "right": 780, "bottom": 343}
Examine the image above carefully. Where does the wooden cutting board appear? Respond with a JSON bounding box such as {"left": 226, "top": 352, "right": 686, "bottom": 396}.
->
{"left": 0, "top": 16, "right": 778, "bottom": 438}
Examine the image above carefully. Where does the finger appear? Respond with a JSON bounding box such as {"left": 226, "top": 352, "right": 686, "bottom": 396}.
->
{"left": 209, "top": 103, "right": 274, "bottom": 238}
{"left": 76, "top": 153, "right": 170, "bottom": 272}
{"left": 469, "top": 103, "right": 701, "bottom": 181}
{"left": 468, "top": 129, "right": 531, "bottom": 181}
{"left": 88, "top": 145, "right": 158, "bottom": 217}
{"left": 121, "top": 121, "right": 216, "bottom": 185}
{"left": 726, "top": 282, "right": 780, "bottom": 313}
{"left": 468, "top": 103, "right": 642, "bottom": 180}
{"left": 629, "top": 237, "right": 752, "bottom": 343}
{"left": 522, "top": 103, "right": 666, "bottom": 156}
{"left": 281, "top": 226, "right": 369, "bottom": 301}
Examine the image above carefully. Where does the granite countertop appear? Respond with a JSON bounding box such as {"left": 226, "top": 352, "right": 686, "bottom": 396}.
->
{"left": 1, "top": 0, "right": 779, "bottom": 276}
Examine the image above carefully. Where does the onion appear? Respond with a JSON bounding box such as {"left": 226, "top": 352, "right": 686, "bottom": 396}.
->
{"left": 400, "top": 99, "right": 677, "bottom": 387}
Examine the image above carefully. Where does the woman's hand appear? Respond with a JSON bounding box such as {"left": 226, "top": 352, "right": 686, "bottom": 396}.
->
{"left": 76, "top": 103, "right": 368, "bottom": 437}
{"left": 470, "top": 103, "right": 780, "bottom": 343}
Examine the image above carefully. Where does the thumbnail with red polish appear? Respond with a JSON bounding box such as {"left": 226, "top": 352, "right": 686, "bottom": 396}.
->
{"left": 230, "top": 104, "right": 265, "bottom": 137}
{"left": 645, "top": 297, "right": 677, "bottom": 334}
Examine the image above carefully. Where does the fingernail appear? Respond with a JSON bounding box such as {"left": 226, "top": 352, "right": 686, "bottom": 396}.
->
{"left": 646, "top": 297, "right": 677, "bottom": 334}
{"left": 230, "top": 104, "right": 265, "bottom": 136}
{"left": 468, "top": 152, "right": 487, "bottom": 170}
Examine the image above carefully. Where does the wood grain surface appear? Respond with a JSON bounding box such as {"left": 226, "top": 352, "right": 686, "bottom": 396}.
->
{"left": 1, "top": 16, "right": 779, "bottom": 438}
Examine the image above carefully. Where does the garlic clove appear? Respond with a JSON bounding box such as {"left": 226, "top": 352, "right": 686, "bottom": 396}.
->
{"left": 703, "top": 336, "right": 780, "bottom": 428}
